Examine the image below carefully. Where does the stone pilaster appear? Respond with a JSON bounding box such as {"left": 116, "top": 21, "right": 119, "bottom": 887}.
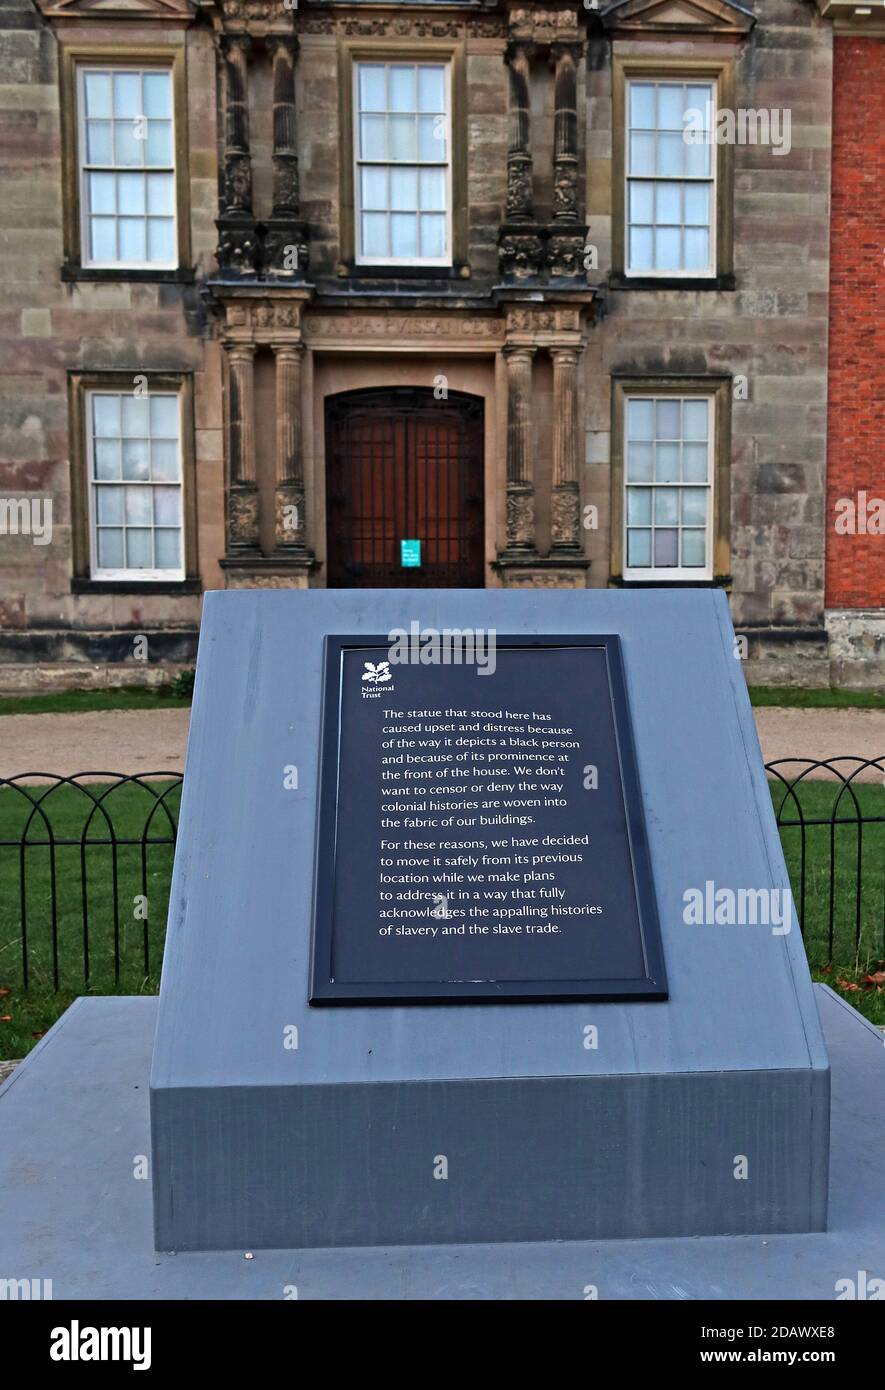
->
{"left": 264, "top": 34, "right": 310, "bottom": 279}
{"left": 499, "top": 40, "right": 545, "bottom": 281}
{"left": 216, "top": 34, "right": 257, "bottom": 278}
{"left": 551, "top": 43, "right": 580, "bottom": 222}
{"left": 548, "top": 41, "right": 587, "bottom": 280}
{"left": 550, "top": 346, "right": 582, "bottom": 550}
{"left": 221, "top": 34, "right": 251, "bottom": 210}
{"left": 505, "top": 40, "right": 533, "bottom": 221}
{"left": 226, "top": 342, "right": 259, "bottom": 552}
{"left": 503, "top": 344, "right": 536, "bottom": 551}
{"left": 272, "top": 342, "right": 307, "bottom": 552}
{"left": 270, "top": 34, "right": 298, "bottom": 216}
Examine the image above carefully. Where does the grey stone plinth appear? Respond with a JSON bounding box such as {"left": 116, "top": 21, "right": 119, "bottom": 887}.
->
{"left": 149, "top": 590, "right": 829, "bottom": 1251}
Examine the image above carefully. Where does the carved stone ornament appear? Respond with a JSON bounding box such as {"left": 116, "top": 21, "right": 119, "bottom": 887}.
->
{"left": 552, "top": 163, "right": 579, "bottom": 222}
{"left": 223, "top": 153, "right": 252, "bottom": 215}
{"left": 216, "top": 220, "right": 259, "bottom": 278}
{"left": 222, "top": 0, "right": 282, "bottom": 20}
{"left": 472, "top": 19, "right": 508, "bottom": 37}
{"left": 274, "top": 482, "right": 306, "bottom": 549}
{"left": 339, "top": 16, "right": 463, "bottom": 38}
{"left": 300, "top": 17, "right": 335, "bottom": 35}
{"left": 508, "top": 8, "right": 581, "bottom": 45}
{"left": 272, "top": 157, "right": 299, "bottom": 214}
{"left": 273, "top": 302, "right": 301, "bottom": 329}
{"left": 498, "top": 230, "right": 546, "bottom": 282}
{"left": 293, "top": 11, "right": 507, "bottom": 38}
{"left": 551, "top": 484, "right": 582, "bottom": 548}
{"left": 263, "top": 220, "right": 310, "bottom": 278}
{"left": 505, "top": 306, "right": 582, "bottom": 334}
{"left": 500, "top": 568, "right": 587, "bottom": 589}
{"left": 227, "top": 484, "right": 260, "bottom": 549}
{"left": 505, "top": 487, "right": 536, "bottom": 549}
{"left": 505, "top": 156, "right": 534, "bottom": 221}
{"left": 547, "top": 229, "right": 587, "bottom": 280}
{"left": 224, "top": 300, "right": 304, "bottom": 334}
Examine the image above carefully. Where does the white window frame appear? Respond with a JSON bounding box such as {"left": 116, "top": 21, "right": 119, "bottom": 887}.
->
{"left": 625, "top": 77, "right": 717, "bottom": 280}
{"left": 353, "top": 60, "right": 453, "bottom": 268}
{"left": 86, "top": 388, "right": 185, "bottom": 582}
{"left": 622, "top": 393, "right": 715, "bottom": 582}
{"left": 77, "top": 63, "right": 178, "bottom": 272}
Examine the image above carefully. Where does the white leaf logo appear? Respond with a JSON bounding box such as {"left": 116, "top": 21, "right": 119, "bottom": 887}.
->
{"left": 362, "top": 661, "right": 392, "bottom": 684}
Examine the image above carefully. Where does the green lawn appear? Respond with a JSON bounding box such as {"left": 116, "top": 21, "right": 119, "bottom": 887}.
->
{"left": 0, "top": 686, "right": 191, "bottom": 716}
{"left": 770, "top": 777, "right": 885, "bottom": 1025}
{"left": 748, "top": 685, "right": 885, "bottom": 710}
{"left": 0, "top": 778, "right": 181, "bottom": 1059}
{"left": 0, "top": 776, "right": 882, "bottom": 1060}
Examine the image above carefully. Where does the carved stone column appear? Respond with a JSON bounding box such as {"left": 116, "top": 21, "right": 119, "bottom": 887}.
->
{"left": 499, "top": 41, "right": 544, "bottom": 281}
{"left": 270, "top": 35, "right": 297, "bottom": 214}
{"left": 503, "top": 345, "right": 537, "bottom": 551}
{"left": 264, "top": 34, "right": 310, "bottom": 279}
{"left": 505, "top": 40, "right": 533, "bottom": 222}
{"left": 552, "top": 43, "right": 579, "bottom": 222}
{"left": 216, "top": 34, "right": 257, "bottom": 278}
{"left": 547, "top": 42, "right": 586, "bottom": 280}
{"left": 226, "top": 342, "right": 259, "bottom": 552}
{"left": 272, "top": 342, "right": 307, "bottom": 552}
{"left": 550, "top": 347, "right": 581, "bottom": 550}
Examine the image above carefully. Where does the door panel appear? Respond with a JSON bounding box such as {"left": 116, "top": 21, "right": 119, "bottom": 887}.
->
{"left": 326, "top": 388, "right": 484, "bottom": 588}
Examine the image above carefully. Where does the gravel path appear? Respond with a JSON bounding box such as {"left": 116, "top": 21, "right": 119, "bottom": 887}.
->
{"left": 0, "top": 709, "right": 190, "bottom": 781}
{"left": 753, "top": 708, "right": 885, "bottom": 781}
{"left": 0, "top": 705, "right": 883, "bottom": 782}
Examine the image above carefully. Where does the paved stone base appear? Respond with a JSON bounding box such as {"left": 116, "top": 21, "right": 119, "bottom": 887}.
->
{"left": 0, "top": 986, "right": 882, "bottom": 1299}
{"left": 826, "top": 611, "right": 885, "bottom": 689}
{"left": 739, "top": 627, "right": 830, "bottom": 689}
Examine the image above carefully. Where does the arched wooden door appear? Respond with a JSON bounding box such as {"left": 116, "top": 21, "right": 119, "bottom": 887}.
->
{"left": 325, "top": 388, "right": 484, "bottom": 588}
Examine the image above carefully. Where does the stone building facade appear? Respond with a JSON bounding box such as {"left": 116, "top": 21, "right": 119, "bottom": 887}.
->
{"left": 0, "top": 0, "right": 880, "bottom": 688}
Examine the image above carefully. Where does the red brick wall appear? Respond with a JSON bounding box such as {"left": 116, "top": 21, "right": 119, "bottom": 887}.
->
{"left": 826, "top": 36, "right": 885, "bottom": 609}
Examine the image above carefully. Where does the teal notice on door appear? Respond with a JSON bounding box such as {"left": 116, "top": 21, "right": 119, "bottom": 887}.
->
{"left": 400, "top": 539, "right": 421, "bottom": 568}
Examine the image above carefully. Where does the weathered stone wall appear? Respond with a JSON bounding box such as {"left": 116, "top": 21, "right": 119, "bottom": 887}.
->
{"left": 0, "top": 1, "right": 220, "bottom": 688}
{"left": 582, "top": 0, "right": 834, "bottom": 687}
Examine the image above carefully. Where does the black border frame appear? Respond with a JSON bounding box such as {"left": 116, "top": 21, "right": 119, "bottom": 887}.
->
{"left": 309, "top": 635, "right": 668, "bottom": 1005}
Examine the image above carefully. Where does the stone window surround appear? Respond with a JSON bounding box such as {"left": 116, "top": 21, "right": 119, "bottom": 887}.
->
{"left": 336, "top": 36, "right": 469, "bottom": 280}
{"left": 609, "top": 374, "right": 732, "bottom": 588}
{"left": 58, "top": 42, "right": 193, "bottom": 284}
{"left": 610, "top": 52, "right": 736, "bottom": 292}
{"left": 68, "top": 370, "right": 200, "bottom": 594}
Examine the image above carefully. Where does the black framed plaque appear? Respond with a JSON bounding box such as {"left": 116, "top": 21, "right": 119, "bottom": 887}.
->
{"left": 310, "top": 635, "right": 667, "bottom": 1004}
